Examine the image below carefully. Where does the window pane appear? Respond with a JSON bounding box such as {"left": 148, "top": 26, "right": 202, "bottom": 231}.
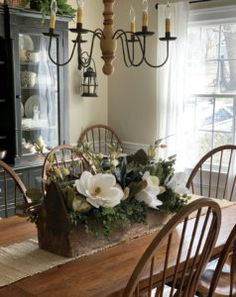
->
{"left": 196, "top": 131, "right": 213, "bottom": 159}
{"left": 214, "top": 98, "right": 233, "bottom": 132}
{"left": 187, "top": 25, "right": 220, "bottom": 94}
{"left": 213, "top": 132, "right": 233, "bottom": 148}
{"left": 219, "top": 24, "right": 236, "bottom": 94}
{"left": 196, "top": 97, "right": 214, "bottom": 130}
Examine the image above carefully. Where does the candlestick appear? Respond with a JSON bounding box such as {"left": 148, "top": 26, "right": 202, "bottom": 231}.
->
{"left": 142, "top": 0, "right": 148, "bottom": 28}
{"left": 50, "top": 0, "right": 58, "bottom": 30}
{"left": 76, "top": 0, "right": 85, "bottom": 24}
{"left": 130, "top": 6, "right": 136, "bottom": 33}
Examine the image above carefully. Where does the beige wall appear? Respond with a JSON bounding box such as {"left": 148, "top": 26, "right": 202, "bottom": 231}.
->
{"left": 68, "top": 0, "right": 108, "bottom": 145}
{"left": 108, "top": 0, "right": 158, "bottom": 145}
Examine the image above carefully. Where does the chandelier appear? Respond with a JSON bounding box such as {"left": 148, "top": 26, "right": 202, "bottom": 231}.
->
{"left": 44, "top": 0, "right": 176, "bottom": 75}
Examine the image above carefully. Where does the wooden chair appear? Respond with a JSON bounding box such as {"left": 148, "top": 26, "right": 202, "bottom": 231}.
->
{"left": 0, "top": 160, "right": 30, "bottom": 218}
{"left": 122, "top": 198, "right": 221, "bottom": 297}
{"left": 41, "top": 144, "right": 90, "bottom": 194}
{"left": 198, "top": 224, "right": 236, "bottom": 297}
{"left": 78, "top": 124, "right": 124, "bottom": 154}
{"left": 186, "top": 145, "right": 236, "bottom": 201}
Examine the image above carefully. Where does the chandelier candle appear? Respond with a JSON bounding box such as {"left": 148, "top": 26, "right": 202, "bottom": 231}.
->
{"left": 130, "top": 6, "right": 136, "bottom": 33}
{"left": 76, "top": 0, "right": 84, "bottom": 25}
{"left": 142, "top": 0, "right": 149, "bottom": 29}
{"left": 49, "top": 0, "right": 57, "bottom": 31}
{"left": 165, "top": 2, "right": 171, "bottom": 34}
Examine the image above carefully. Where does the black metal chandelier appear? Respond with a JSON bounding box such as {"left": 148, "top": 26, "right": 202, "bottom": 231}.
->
{"left": 44, "top": 0, "right": 176, "bottom": 75}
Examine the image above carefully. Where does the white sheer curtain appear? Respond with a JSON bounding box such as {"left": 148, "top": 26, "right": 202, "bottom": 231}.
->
{"left": 156, "top": 1, "right": 190, "bottom": 171}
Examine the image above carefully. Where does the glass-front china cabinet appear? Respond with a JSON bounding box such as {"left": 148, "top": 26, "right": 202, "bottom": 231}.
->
{"left": 19, "top": 33, "right": 59, "bottom": 156}
{"left": 0, "top": 5, "right": 69, "bottom": 188}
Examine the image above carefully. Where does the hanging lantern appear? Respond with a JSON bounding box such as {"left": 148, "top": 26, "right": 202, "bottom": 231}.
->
{"left": 81, "top": 64, "right": 98, "bottom": 98}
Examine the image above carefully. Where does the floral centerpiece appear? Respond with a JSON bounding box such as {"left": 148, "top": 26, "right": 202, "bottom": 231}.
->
{"left": 29, "top": 142, "right": 189, "bottom": 231}
{"left": 26, "top": 141, "right": 189, "bottom": 257}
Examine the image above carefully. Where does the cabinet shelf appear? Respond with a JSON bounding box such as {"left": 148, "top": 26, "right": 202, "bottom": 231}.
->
{"left": 22, "top": 126, "right": 57, "bottom": 131}
{"left": 21, "top": 86, "right": 40, "bottom": 90}
{"left": 21, "top": 86, "right": 57, "bottom": 91}
{"left": 20, "top": 62, "right": 39, "bottom": 66}
{"left": 0, "top": 61, "right": 5, "bottom": 65}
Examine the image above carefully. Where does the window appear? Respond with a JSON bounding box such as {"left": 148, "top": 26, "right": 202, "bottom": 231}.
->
{"left": 186, "top": 21, "right": 236, "bottom": 164}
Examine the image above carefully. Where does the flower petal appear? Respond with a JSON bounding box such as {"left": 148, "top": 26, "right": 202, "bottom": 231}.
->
{"left": 86, "top": 197, "right": 100, "bottom": 208}
{"left": 136, "top": 189, "right": 163, "bottom": 209}
{"left": 101, "top": 187, "right": 124, "bottom": 208}
{"left": 142, "top": 171, "right": 150, "bottom": 181}
{"left": 75, "top": 171, "right": 93, "bottom": 196}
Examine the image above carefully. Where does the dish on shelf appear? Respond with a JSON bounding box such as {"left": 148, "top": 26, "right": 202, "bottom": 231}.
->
{"left": 21, "top": 71, "right": 37, "bottom": 87}
{"left": 24, "top": 95, "right": 41, "bottom": 118}
{"left": 21, "top": 102, "right": 24, "bottom": 118}
{"left": 19, "top": 34, "right": 34, "bottom": 51}
{"left": 22, "top": 118, "right": 48, "bottom": 130}
{"left": 22, "top": 138, "right": 36, "bottom": 154}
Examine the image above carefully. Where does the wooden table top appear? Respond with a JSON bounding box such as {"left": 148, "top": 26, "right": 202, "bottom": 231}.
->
{"left": 0, "top": 205, "right": 235, "bottom": 297}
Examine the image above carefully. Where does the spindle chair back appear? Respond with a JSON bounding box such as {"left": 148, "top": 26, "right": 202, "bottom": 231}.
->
{"left": 122, "top": 198, "right": 221, "bottom": 297}
{"left": 78, "top": 124, "right": 124, "bottom": 154}
{"left": 186, "top": 145, "right": 236, "bottom": 201}
{"left": 0, "top": 160, "right": 30, "bottom": 218}
{"left": 198, "top": 224, "right": 236, "bottom": 297}
{"left": 41, "top": 144, "right": 90, "bottom": 194}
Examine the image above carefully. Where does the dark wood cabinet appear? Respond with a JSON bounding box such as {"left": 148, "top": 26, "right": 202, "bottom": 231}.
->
{"left": 0, "top": 5, "right": 70, "bottom": 188}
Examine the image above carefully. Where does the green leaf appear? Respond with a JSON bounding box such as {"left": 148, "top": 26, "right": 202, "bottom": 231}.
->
{"left": 26, "top": 188, "right": 42, "bottom": 203}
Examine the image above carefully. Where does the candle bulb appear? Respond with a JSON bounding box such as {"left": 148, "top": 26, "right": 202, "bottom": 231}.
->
{"left": 142, "top": 0, "right": 148, "bottom": 28}
{"left": 165, "top": 2, "right": 171, "bottom": 34}
{"left": 50, "top": 0, "right": 58, "bottom": 30}
{"left": 76, "top": 0, "right": 85, "bottom": 24}
{"left": 129, "top": 6, "right": 136, "bottom": 33}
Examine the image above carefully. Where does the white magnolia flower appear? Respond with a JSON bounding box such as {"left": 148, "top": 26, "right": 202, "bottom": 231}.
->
{"left": 135, "top": 171, "right": 164, "bottom": 209}
{"left": 167, "top": 172, "right": 189, "bottom": 195}
{"left": 75, "top": 171, "right": 124, "bottom": 208}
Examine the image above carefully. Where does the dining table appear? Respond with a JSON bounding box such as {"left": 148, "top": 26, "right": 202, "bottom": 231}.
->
{"left": 0, "top": 202, "right": 235, "bottom": 297}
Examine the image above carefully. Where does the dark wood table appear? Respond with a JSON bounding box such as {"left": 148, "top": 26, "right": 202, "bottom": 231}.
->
{"left": 0, "top": 204, "right": 235, "bottom": 297}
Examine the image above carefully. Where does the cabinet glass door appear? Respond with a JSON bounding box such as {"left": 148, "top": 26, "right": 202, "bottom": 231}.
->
{"left": 19, "top": 33, "right": 59, "bottom": 155}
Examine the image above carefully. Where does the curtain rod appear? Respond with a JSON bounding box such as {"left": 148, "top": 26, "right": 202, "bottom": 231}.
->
{"left": 155, "top": 0, "right": 213, "bottom": 10}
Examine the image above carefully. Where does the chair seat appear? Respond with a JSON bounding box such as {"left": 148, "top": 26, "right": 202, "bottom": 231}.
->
{"left": 150, "top": 285, "right": 198, "bottom": 297}
{"left": 198, "top": 259, "right": 236, "bottom": 297}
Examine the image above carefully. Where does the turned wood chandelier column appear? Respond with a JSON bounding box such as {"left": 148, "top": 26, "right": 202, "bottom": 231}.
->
{"left": 100, "top": 0, "right": 117, "bottom": 75}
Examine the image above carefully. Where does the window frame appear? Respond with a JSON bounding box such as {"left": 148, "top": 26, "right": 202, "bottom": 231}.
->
{"left": 186, "top": 5, "right": 236, "bottom": 197}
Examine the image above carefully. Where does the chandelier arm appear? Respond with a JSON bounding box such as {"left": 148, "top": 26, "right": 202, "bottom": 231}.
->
{"left": 144, "top": 40, "right": 170, "bottom": 68}
{"left": 78, "top": 30, "right": 99, "bottom": 69}
{"left": 48, "top": 35, "right": 77, "bottom": 67}
{"left": 115, "top": 30, "right": 146, "bottom": 67}
{"left": 94, "top": 28, "right": 105, "bottom": 39}
{"left": 128, "top": 35, "right": 146, "bottom": 67}
{"left": 119, "top": 35, "right": 132, "bottom": 67}
{"left": 84, "top": 28, "right": 104, "bottom": 39}
{"left": 131, "top": 40, "right": 135, "bottom": 63}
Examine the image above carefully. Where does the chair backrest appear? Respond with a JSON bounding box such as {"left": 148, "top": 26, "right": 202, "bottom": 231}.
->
{"left": 122, "top": 198, "right": 221, "bottom": 297}
{"left": 207, "top": 224, "right": 236, "bottom": 297}
{"left": 186, "top": 145, "right": 236, "bottom": 201}
{"left": 41, "top": 144, "right": 90, "bottom": 194}
{"left": 78, "top": 124, "right": 124, "bottom": 154}
{"left": 0, "top": 160, "right": 30, "bottom": 218}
